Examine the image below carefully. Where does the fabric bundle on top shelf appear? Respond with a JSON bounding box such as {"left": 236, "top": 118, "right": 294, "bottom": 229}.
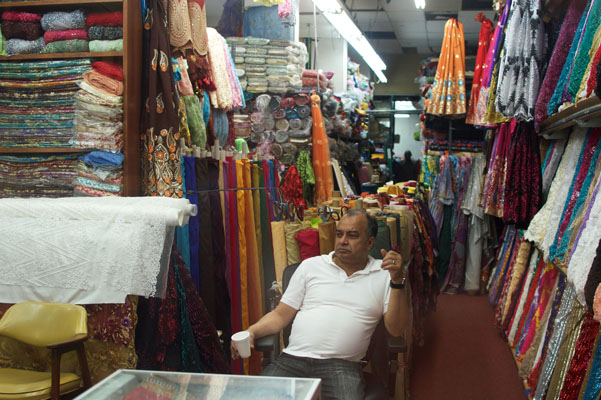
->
{"left": 1, "top": 11, "right": 44, "bottom": 55}
{"left": 226, "top": 36, "right": 307, "bottom": 94}
{"left": 0, "top": 154, "right": 78, "bottom": 198}
{"left": 40, "top": 9, "right": 89, "bottom": 53}
{"left": 86, "top": 11, "right": 123, "bottom": 52}
{"left": 0, "top": 59, "right": 91, "bottom": 147}
{"left": 71, "top": 60, "right": 124, "bottom": 153}
{"left": 302, "top": 70, "right": 331, "bottom": 91}
{"left": 74, "top": 151, "right": 123, "bottom": 197}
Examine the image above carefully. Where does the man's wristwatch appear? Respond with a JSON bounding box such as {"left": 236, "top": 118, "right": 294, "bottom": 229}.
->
{"left": 390, "top": 276, "right": 406, "bottom": 289}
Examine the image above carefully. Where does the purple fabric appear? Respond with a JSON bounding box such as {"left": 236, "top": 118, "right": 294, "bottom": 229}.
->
{"left": 535, "top": 0, "right": 588, "bottom": 125}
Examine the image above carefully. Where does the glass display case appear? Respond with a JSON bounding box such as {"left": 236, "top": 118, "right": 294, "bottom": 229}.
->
{"left": 74, "top": 369, "right": 321, "bottom": 400}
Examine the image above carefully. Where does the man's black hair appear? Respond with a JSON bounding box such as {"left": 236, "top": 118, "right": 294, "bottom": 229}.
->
{"left": 343, "top": 208, "right": 378, "bottom": 238}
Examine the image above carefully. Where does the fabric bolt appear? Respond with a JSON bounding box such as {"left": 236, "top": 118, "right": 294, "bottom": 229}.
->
{"left": 41, "top": 10, "right": 86, "bottom": 31}
{"left": 471, "top": 0, "right": 511, "bottom": 126}
{"left": 542, "top": 139, "right": 568, "bottom": 197}
{"left": 5, "top": 37, "right": 44, "bottom": 55}
{"left": 295, "top": 228, "right": 320, "bottom": 261}
{"left": 223, "top": 36, "right": 246, "bottom": 111}
{"left": 585, "top": 31, "right": 601, "bottom": 98}
{"left": 206, "top": 28, "right": 233, "bottom": 109}
{"left": 141, "top": 0, "right": 183, "bottom": 198}
{"left": 581, "top": 330, "right": 601, "bottom": 399}
{"left": 251, "top": 164, "right": 264, "bottom": 296}
{"left": 427, "top": 18, "right": 466, "bottom": 115}
{"left": 482, "top": 120, "right": 514, "bottom": 217}
{"left": 212, "top": 108, "right": 229, "bottom": 146}
{"left": 574, "top": 24, "right": 601, "bottom": 101}
{"left": 183, "top": 157, "right": 200, "bottom": 288}
{"left": 1, "top": 11, "right": 42, "bottom": 22}
{"left": 87, "top": 26, "right": 123, "bottom": 41}
{"left": 547, "top": 0, "right": 594, "bottom": 117}
{"left": 85, "top": 12, "right": 123, "bottom": 27}
{"left": 234, "top": 160, "right": 249, "bottom": 373}
{"left": 311, "top": 92, "right": 334, "bottom": 204}
{"left": 43, "top": 29, "right": 87, "bottom": 44}
{"left": 83, "top": 70, "right": 123, "bottom": 96}
{"left": 466, "top": 13, "right": 494, "bottom": 124}
{"left": 258, "top": 165, "right": 276, "bottom": 297}
{"left": 494, "top": 0, "right": 545, "bottom": 120}
{"left": 507, "top": 251, "right": 541, "bottom": 343}
{"left": 92, "top": 61, "right": 123, "bottom": 81}
{"left": 89, "top": 39, "right": 123, "bottom": 52}
{"left": 536, "top": 0, "right": 587, "bottom": 124}
{"left": 502, "top": 243, "right": 535, "bottom": 328}
{"left": 1, "top": 21, "right": 42, "bottom": 41}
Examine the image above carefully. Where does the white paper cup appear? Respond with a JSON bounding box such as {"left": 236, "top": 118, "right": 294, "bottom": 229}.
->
{"left": 231, "top": 331, "right": 251, "bottom": 358}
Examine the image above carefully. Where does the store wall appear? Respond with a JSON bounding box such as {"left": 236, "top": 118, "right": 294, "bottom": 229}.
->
{"left": 393, "top": 115, "right": 423, "bottom": 160}
{"left": 314, "top": 37, "right": 347, "bottom": 93}
{"left": 375, "top": 53, "right": 428, "bottom": 96}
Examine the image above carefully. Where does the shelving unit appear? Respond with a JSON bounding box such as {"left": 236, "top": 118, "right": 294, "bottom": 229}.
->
{"left": 0, "top": 0, "right": 141, "bottom": 196}
{"left": 539, "top": 97, "right": 601, "bottom": 137}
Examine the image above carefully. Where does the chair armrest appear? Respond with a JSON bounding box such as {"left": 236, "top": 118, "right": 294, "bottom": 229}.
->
{"left": 47, "top": 333, "right": 88, "bottom": 350}
{"left": 255, "top": 334, "right": 277, "bottom": 353}
{"left": 386, "top": 333, "right": 407, "bottom": 354}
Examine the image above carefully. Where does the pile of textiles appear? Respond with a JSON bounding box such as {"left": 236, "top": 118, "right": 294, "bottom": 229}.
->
{"left": 85, "top": 11, "right": 123, "bottom": 52}
{"left": 226, "top": 36, "right": 307, "bottom": 94}
{"left": 233, "top": 92, "right": 313, "bottom": 165}
{"left": 0, "top": 154, "right": 78, "bottom": 198}
{"left": 301, "top": 70, "right": 332, "bottom": 91}
{"left": 71, "top": 60, "right": 123, "bottom": 152}
{"left": 1, "top": 11, "right": 44, "bottom": 56}
{"left": 0, "top": 59, "right": 90, "bottom": 147}
{"left": 74, "top": 151, "right": 123, "bottom": 197}
{"left": 41, "top": 10, "right": 88, "bottom": 54}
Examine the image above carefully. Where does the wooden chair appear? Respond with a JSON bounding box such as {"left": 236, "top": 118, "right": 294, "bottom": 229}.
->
{"left": 0, "top": 302, "right": 92, "bottom": 400}
{"left": 256, "top": 263, "right": 407, "bottom": 399}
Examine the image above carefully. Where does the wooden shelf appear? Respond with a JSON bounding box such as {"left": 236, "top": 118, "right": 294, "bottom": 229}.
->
{"left": 0, "top": 147, "right": 90, "bottom": 154}
{"left": 0, "top": 0, "right": 121, "bottom": 7}
{"left": 0, "top": 52, "right": 122, "bottom": 61}
{"left": 539, "top": 97, "right": 601, "bottom": 136}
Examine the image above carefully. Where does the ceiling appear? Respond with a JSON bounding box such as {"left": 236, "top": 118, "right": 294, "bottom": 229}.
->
{"left": 206, "top": 0, "right": 497, "bottom": 56}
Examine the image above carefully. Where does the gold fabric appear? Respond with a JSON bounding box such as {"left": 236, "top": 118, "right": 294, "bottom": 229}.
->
{"left": 271, "top": 220, "right": 288, "bottom": 284}
{"left": 318, "top": 221, "right": 336, "bottom": 255}
{"left": 285, "top": 220, "right": 311, "bottom": 266}
{"left": 501, "top": 241, "right": 532, "bottom": 324}
{"left": 386, "top": 217, "right": 398, "bottom": 250}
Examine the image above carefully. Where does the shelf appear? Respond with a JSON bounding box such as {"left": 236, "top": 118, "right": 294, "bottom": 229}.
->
{"left": 0, "top": 0, "right": 121, "bottom": 7}
{"left": 0, "top": 147, "right": 90, "bottom": 154}
{"left": 0, "top": 51, "right": 122, "bottom": 61}
{"left": 539, "top": 97, "right": 601, "bottom": 136}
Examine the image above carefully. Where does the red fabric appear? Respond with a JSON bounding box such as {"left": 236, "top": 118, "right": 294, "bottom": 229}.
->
{"left": 510, "top": 257, "right": 545, "bottom": 348}
{"left": 86, "top": 11, "right": 123, "bottom": 27}
{"left": 92, "top": 61, "right": 124, "bottom": 81}
{"left": 465, "top": 12, "right": 494, "bottom": 125}
{"left": 295, "top": 229, "right": 320, "bottom": 261}
{"left": 44, "top": 29, "right": 88, "bottom": 44}
{"left": 302, "top": 70, "right": 327, "bottom": 81}
{"left": 281, "top": 165, "right": 306, "bottom": 210}
{"left": 586, "top": 43, "right": 601, "bottom": 97}
{"left": 1, "top": 11, "right": 41, "bottom": 22}
{"left": 302, "top": 77, "right": 326, "bottom": 89}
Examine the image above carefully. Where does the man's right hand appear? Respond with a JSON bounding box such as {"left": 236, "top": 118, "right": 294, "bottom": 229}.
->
{"left": 231, "top": 330, "right": 255, "bottom": 360}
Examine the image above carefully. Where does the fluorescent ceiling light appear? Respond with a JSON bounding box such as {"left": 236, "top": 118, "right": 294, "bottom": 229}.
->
{"left": 313, "top": 0, "right": 388, "bottom": 83}
{"left": 394, "top": 114, "right": 411, "bottom": 119}
{"left": 414, "top": 0, "right": 425, "bottom": 9}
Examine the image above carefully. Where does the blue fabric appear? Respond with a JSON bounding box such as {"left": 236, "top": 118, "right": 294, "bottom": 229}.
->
{"left": 213, "top": 108, "right": 229, "bottom": 146}
{"left": 202, "top": 91, "right": 210, "bottom": 128}
{"left": 583, "top": 328, "right": 601, "bottom": 399}
{"left": 80, "top": 151, "right": 124, "bottom": 167}
{"left": 176, "top": 156, "right": 191, "bottom": 270}
{"left": 242, "top": 5, "right": 294, "bottom": 41}
{"left": 216, "top": 0, "right": 243, "bottom": 37}
{"left": 184, "top": 156, "right": 201, "bottom": 291}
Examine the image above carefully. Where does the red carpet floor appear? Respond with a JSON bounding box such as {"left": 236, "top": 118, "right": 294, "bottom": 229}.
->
{"left": 409, "top": 294, "right": 526, "bottom": 400}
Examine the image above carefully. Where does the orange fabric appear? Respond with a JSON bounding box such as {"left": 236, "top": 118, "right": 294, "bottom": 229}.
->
{"left": 311, "top": 91, "right": 334, "bottom": 204}
{"left": 235, "top": 160, "right": 249, "bottom": 374}
{"left": 426, "top": 18, "right": 467, "bottom": 116}
{"left": 243, "top": 160, "right": 262, "bottom": 375}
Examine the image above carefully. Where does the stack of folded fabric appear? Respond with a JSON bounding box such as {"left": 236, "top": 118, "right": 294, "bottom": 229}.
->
{"left": 226, "top": 36, "right": 307, "bottom": 94}
{"left": 0, "top": 154, "right": 79, "bottom": 198}
{"left": 1, "top": 11, "right": 45, "bottom": 56}
{"left": 41, "top": 10, "right": 89, "bottom": 53}
{"left": 71, "top": 60, "right": 123, "bottom": 152}
{"left": 85, "top": 11, "right": 123, "bottom": 53}
{"left": 302, "top": 70, "right": 330, "bottom": 91}
{"left": 0, "top": 59, "right": 91, "bottom": 147}
{"left": 73, "top": 151, "right": 123, "bottom": 197}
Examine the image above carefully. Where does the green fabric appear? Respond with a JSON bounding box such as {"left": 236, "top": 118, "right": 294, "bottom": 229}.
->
{"left": 89, "top": 39, "right": 123, "bottom": 52}
{"left": 295, "top": 149, "right": 315, "bottom": 206}
{"left": 41, "top": 39, "right": 88, "bottom": 53}
{"left": 369, "top": 220, "right": 391, "bottom": 259}
{"left": 0, "top": 31, "right": 5, "bottom": 55}
{"left": 183, "top": 95, "right": 206, "bottom": 148}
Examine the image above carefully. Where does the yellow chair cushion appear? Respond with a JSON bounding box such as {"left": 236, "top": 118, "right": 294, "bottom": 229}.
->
{"left": 0, "top": 369, "right": 81, "bottom": 400}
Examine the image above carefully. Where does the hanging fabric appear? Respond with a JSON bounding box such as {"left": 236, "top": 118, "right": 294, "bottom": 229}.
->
{"left": 426, "top": 18, "right": 466, "bottom": 116}
{"left": 310, "top": 91, "right": 334, "bottom": 204}
{"left": 466, "top": 13, "right": 493, "bottom": 125}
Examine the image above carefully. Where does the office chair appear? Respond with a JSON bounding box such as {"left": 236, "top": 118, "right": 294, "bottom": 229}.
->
{"left": 256, "top": 263, "right": 407, "bottom": 400}
{"left": 0, "top": 302, "right": 92, "bottom": 400}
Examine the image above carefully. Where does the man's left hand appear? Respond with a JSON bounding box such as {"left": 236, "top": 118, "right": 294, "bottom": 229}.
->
{"left": 380, "top": 249, "right": 404, "bottom": 284}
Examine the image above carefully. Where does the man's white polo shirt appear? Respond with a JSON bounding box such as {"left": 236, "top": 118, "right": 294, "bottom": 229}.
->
{"left": 280, "top": 251, "right": 391, "bottom": 362}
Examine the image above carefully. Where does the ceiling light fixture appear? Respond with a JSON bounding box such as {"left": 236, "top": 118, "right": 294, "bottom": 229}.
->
{"left": 313, "top": 0, "right": 388, "bottom": 83}
{"left": 414, "top": 0, "right": 425, "bottom": 9}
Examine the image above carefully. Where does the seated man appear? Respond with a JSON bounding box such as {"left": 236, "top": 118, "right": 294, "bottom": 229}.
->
{"left": 231, "top": 208, "right": 410, "bottom": 400}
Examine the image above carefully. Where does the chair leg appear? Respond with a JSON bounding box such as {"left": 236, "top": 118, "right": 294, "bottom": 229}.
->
{"left": 76, "top": 343, "right": 92, "bottom": 389}
{"left": 51, "top": 350, "right": 61, "bottom": 400}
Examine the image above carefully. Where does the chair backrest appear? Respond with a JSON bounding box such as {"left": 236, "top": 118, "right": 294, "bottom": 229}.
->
{"left": 0, "top": 302, "right": 87, "bottom": 347}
